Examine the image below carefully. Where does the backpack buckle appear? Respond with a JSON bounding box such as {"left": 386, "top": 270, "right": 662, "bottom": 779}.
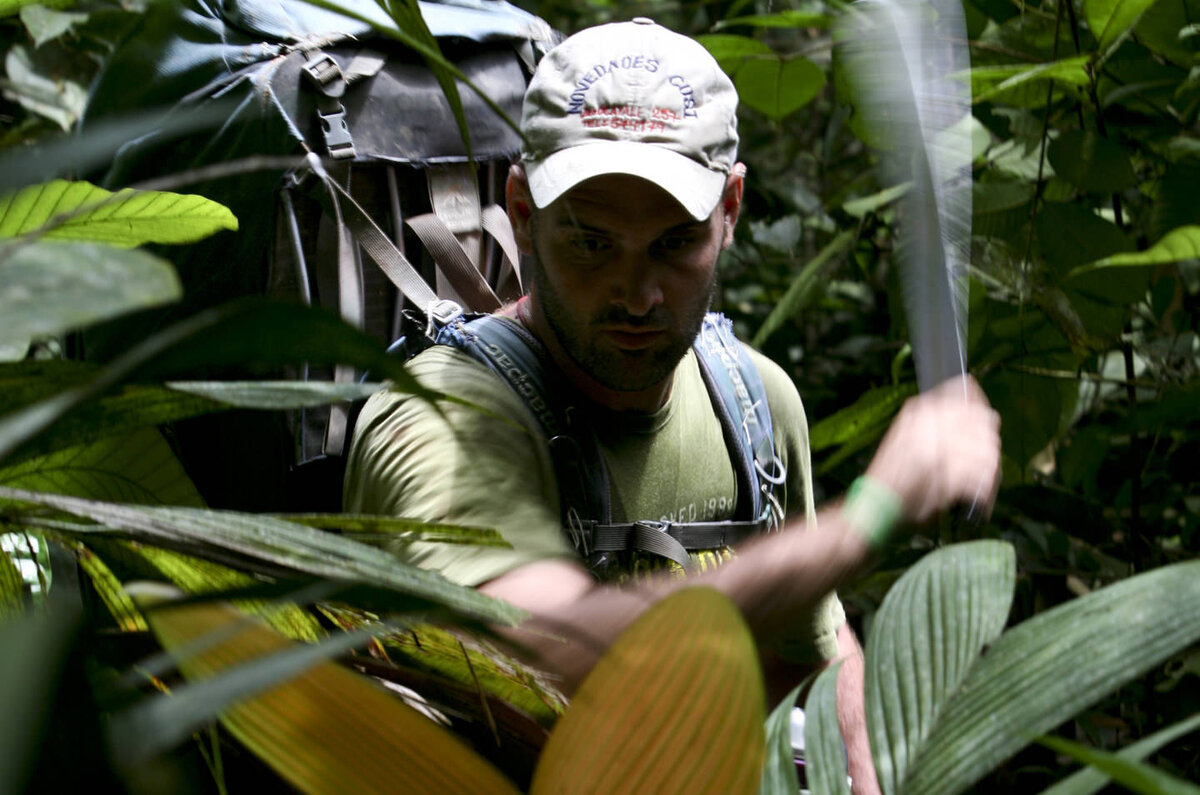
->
{"left": 302, "top": 52, "right": 346, "bottom": 97}
{"left": 427, "top": 299, "right": 464, "bottom": 328}
{"left": 317, "top": 107, "right": 356, "bottom": 160}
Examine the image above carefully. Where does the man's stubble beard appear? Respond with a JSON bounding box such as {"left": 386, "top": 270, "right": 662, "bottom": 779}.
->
{"left": 529, "top": 241, "right": 717, "bottom": 393}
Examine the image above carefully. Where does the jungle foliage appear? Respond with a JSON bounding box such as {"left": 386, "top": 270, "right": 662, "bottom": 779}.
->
{"left": 1, "top": 0, "right": 1198, "bottom": 792}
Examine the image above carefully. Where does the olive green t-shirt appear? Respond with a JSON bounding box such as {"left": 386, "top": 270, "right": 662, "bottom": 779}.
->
{"left": 343, "top": 323, "right": 845, "bottom": 662}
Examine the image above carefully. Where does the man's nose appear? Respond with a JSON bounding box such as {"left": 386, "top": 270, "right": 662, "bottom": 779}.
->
{"left": 611, "top": 253, "right": 664, "bottom": 317}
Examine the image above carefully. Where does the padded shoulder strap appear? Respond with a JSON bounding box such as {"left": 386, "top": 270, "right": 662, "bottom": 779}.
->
{"left": 692, "top": 313, "right": 784, "bottom": 528}
{"left": 434, "top": 315, "right": 612, "bottom": 526}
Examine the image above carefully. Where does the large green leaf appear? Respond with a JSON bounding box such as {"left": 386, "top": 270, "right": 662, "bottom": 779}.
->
{"left": 130, "top": 586, "right": 522, "bottom": 794}
{"left": 0, "top": 0, "right": 72, "bottom": 18}
{"left": 0, "top": 241, "right": 180, "bottom": 348}
{"left": 736, "top": 55, "right": 826, "bottom": 121}
{"left": 804, "top": 663, "right": 852, "bottom": 795}
{"left": 900, "top": 556, "right": 1200, "bottom": 795}
{"left": 753, "top": 230, "right": 855, "bottom": 347}
{"left": 0, "top": 487, "right": 525, "bottom": 627}
{"left": 809, "top": 382, "right": 917, "bottom": 452}
{"left": 0, "top": 180, "right": 237, "bottom": 246}
{"left": 19, "top": 4, "right": 88, "bottom": 48}
{"left": 0, "top": 300, "right": 433, "bottom": 465}
{"left": 1039, "top": 736, "right": 1200, "bottom": 795}
{"left": 531, "top": 588, "right": 766, "bottom": 795}
{"left": 760, "top": 679, "right": 812, "bottom": 795}
{"left": 864, "top": 541, "right": 1016, "bottom": 795}
{"left": 970, "top": 57, "right": 1091, "bottom": 103}
{"left": 1084, "top": 0, "right": 1162, "bottom": 53}
{"left": 1069, "top": 225, "right": 1200, "bottom": 276}
{"left": 1042, "top": 712, "right": 1200, "bottom": 795}
{"left": 1047, "top": 131, "right": 1137, "bottom": 193}
{"left": 696, "top": 34, "right": 772, "bottom": 74}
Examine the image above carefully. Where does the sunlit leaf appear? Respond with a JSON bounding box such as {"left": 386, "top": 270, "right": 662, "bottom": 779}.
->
{"left": 0, "top": 0, "right": 72, "bottom": 17}
{"left": 165, "top": 380, "right": 382, "bottom": 409}
{"left": 1042, "top": 712, "right": 1200, "bottom": 795}
{"left": 970, "top": 57, "right": 1091, "bottom": 103}
{"left": 1039, "top": 735, "right": 1200, "bottom": 795}
{"left": 736, "top": 55, "right": 826, "bottom": 121}
{"left": 1084, "top": 0, "right": 1161, "bottom": 53}
{"left": 276, "top": 513, "right": 510, "bottom": 547}
{"left": 865, "top": 541, "right": 1016, "bottom": 795}
{"left": 0, "top": 241, "right": 180, "bottom": 348}
{"left": 0, "top": 180, "right": 237, "bottom": 246}
{"left": 1069, "top": 225, "right": 1200, "bottom": 276}
{"left": 531, "top": 588, "right": 765, "bottom": 795}
{"left": 19, "top": 4, "right": 88, "bottom": 47}
{"left": 129, "top": 585, "right": 522, "bottom": 794}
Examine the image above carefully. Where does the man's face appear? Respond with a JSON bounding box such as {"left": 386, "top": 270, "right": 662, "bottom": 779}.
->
{"left": 525, "top": 174, "right": 731, "bottom": 394}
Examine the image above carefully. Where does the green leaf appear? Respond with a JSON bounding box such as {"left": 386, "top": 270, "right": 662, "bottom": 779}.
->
{"left": 0, "top": 0, "right": 71, "bottom": 17}
{"left": 3, "top": 44, "right": 86, "bottom": 131}
{"left": 165, "top": 380, "right": 382, "bottom": 409}
{"left": 866, "top": 541, "right": 1016, "bottom": 795}
{"left": 809, "top": 382, "right": 918, "bottom": 452}
{"left": 696, "top": 34, "right": 772, "bottom": 74}
{"left": 0, "top": 300, "right": 433, "bottom": 465}
{"left": 843, "top": 183, "right": 911, "bottom": 218}
{"left": 0, "top": 427, "right": 204, "bottom": 506}
{"left": 1042, "top": 712, "right": 1200, "bottom": 795}
{"left": 129, "top": 586, "right": 522, "bottom": 794}
{"left": 736, "top": 55, "right": 826, "bottom": 121}
{"left": 900, "top": 556, "right": 1200, "bottom": 795}
{"left": 1047, "top": 131, "right": 1136, "bottom": 193}
{"left": 19, "top": 4, "right": 88, "bottom": 47}
{"left": 971, "top": 57, "right": 1091, "bottom": 103}
{"left": 760, "top": 679, "right": 813, "bottom": 795}
{"left": 0, "top": 180, "right": 237, "bottom": 246}
{"left": 754, "top": 230, "right": 856, "bottom": 347}
{"left": 275, "top": 514, "right": 510, "bottom": 548}
{"left": 1039, "top": 736, "right": 1200, "bottom": 795}
{"left": 0, "top": 241, "right": 180, "bottom": 348}
{"left": 0, "top": 486, "right": 525, "bottom": 627}
{"left": 531, "top": 588, "right": 765, "bottom": 795}
{"left": 712, "top": 7, "right": 832, "bottom": 30}
{"left": 0, "top": 546, "right": 25, "bottom": 619}
{"left": 804, "top": 663, "right": 852, "bottom": 795}
{"left": 1069, "top": 225, "right": 1200, "bottom": 276}
{"left": 1084, "top": 0, "right": 1161, "bottom": 53}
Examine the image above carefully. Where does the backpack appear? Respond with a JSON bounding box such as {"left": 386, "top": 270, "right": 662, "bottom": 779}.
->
{"left": 80, "top": 0, "right": 557, "bottom": 511}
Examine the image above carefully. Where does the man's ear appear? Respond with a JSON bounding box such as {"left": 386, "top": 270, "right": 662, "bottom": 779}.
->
{"left": 720, "top": 162, "right": 745, "bottom": 250}
{"left": 506, "top": 164, "right": 535, "bottom": 254}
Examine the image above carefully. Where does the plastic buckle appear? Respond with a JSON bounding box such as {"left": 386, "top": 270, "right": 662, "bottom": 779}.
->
{"left": 302, "top": 53, "right": 346, "bottom": 97}
{"left": 428, "top": 299, "right": 464, "bottom": 326}
{"left": 633, "top": 519, "right": 671, "bottom": 534}
{"left": 317, "top": 107, "right": 356, "bottom": 160}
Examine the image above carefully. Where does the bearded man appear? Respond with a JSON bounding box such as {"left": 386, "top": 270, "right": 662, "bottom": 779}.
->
{"left": 345, "top": 18, "right": 1001, "bottom": 794}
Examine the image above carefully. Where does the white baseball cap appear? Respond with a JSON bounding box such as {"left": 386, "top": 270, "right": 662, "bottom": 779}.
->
{"left": 520, "top": 18, "right": 740, "bottom": 222}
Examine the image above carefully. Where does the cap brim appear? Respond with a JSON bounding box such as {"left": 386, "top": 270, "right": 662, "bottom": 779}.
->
{"left": 525, "top": 141, "right": 728, "bottom": 222}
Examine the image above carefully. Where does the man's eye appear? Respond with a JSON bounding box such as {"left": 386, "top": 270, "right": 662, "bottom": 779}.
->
{"left": 570, "top": 236, "right": 609, "bottom": 254}
{"left": 656, "top": 235, "right": 695, "bottom": 252}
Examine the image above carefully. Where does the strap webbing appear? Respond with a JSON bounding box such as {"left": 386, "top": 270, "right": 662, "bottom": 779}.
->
{"left": 407, "top": 212, "right": 502, "bottom": 311}
{"left": 481, "top": 204, "right": 522, "bottom": 298}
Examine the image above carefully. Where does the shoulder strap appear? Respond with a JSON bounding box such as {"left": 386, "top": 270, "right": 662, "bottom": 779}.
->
{"left": 692, "top": 313, "right": 784, "bottom": 528}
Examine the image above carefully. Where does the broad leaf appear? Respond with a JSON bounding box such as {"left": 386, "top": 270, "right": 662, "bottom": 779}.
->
{"left": 0, "top": 241, "right": 180, "bottom": 348}
{"left": 1048, "top": 131, "right": 1137, "bottom": 193}
{"left": 809, "top": 382, "right": 917, "bottom": 452}
{"left": 1084, "top": 0, "right": 1161, "bottom": 53}
{"left": 697, "top": 34, "right": 772, "bottom": 74}
{"left": 865, "top": 541, "right": 1016, "bottom": 795}
{"left": 1039, "top": 736, "right": 1200, "bottom": 795}
{"left": 19, "top": 5, "right": 88, "bottom": 47}
{"left": 736, "top": 55, "right": 826, "bottom": 121}
{"left": 1069, "top": 225, "right": 1200, "bottom": 276}
{"left": 3, "top": 45, "right": 86, "bottom": 131}
{"left": 531, "top": 588, "right": 765, "bottom": 795}
{"left": 901, "top": 556, "right": 1200, "bottom": 795}
{"left": 754, "top": 230, "right": 855, "bottom": 347}
{"left": 0, "top": 0, "right": 72, "bottom": 17}
{"left": 0, "top": 486, "right": 525, "bottom": 627}
{"left": 760, "top": 678, "right": 814, "bottom": 795}
{"left": 276, "top": 514, "right": 509, "bottom": 547}
{"left": 1043, "top": 712, "right": 1200, "bottom": 795}
{"left": 129, "top": 586, "right": 522, "bottom": 794}
{"left": 804, "top": 663, "right": 852, "bottom": 795}
{"left": 0, "top": 180, "right": 237, "bottom": 247}
{"left": 970, "top": 57, "right": 1091, "bottom": 103}
{"left": 166, "top": 380, "right": 382, "bottom": 409}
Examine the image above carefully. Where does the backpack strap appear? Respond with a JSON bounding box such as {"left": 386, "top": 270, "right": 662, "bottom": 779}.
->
{"left": 693, "top": 313, "right": 785, "bottom": 529}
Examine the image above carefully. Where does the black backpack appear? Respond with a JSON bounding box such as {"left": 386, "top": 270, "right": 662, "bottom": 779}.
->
{"left": 81, "top": 0, "right": 557, "bottom": 511}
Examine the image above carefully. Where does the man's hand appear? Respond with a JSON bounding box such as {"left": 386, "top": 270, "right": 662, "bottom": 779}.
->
{"left": 865, "top": 375, "right": 1001, "bottom": 525}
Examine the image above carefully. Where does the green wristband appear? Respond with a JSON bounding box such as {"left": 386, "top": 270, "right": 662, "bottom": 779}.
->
{"left": 843, "top": 475, "right": 903, "bottom": 549}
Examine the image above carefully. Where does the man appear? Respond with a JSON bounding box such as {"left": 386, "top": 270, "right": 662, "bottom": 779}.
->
{"left": 344, "top": 18, "right": 1000, "bottom": 794}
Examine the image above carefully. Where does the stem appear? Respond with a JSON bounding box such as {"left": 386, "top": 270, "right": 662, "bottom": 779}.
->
{"left": 1122, "top": 337, "right": 1143, "bottom": 573}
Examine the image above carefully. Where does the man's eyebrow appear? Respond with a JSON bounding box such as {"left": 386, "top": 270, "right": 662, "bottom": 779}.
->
{"left": 553, "top": 217, "right": 609, "bottom": 234}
